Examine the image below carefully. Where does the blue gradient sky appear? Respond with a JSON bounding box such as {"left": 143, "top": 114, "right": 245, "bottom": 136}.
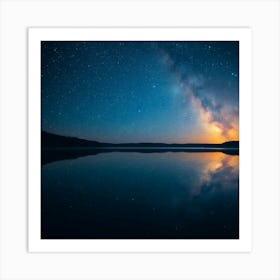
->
{"left": 42, "top": 41, "right": 239, "bottom": 143}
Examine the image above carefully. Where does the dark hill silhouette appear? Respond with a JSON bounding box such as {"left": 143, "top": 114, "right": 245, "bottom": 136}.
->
{"left": 220, "top": 141, "right": 239, "bottom": 148}
{"left": 42, "top": 131, "right": 103, "bottom": 147}
{"left": 41, "top": 131, "right": 239, "bottom": 165}
{"left": 42, "top": 131, "right": 239, "bottom": 148}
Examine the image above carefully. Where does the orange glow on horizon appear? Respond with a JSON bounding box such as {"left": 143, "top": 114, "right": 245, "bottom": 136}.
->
{"left": 183, "top": 87, "right": 239, "bottom": 144}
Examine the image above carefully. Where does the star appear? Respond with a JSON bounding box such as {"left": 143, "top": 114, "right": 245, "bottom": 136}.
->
{"left": 41, "top": 41, "right": 239, "bottom": 143}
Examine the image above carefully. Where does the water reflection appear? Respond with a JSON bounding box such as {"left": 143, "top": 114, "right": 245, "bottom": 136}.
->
{"left": 42, "top": 151, "right": 239, "bottom": 239}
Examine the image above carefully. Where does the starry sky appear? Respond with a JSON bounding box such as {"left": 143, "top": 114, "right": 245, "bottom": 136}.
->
{"left": 41, "top": 41, "right": 239, "bottom": 144}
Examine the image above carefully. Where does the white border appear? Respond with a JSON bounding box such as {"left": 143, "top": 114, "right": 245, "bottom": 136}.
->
{"left": 28, "top": 27, "right": 252, "bottom": 253}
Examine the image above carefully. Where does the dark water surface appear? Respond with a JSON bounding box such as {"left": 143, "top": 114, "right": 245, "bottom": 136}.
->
{"left": 41, "top": 151, "right": 239, "bottom": 239}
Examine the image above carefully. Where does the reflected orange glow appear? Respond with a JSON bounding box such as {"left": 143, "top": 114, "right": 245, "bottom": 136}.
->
{"left": 174, "top": 151, "right": 237, "bottom": 168}
{"left": 169, "top": 151, "right": 239, "bottom": 197}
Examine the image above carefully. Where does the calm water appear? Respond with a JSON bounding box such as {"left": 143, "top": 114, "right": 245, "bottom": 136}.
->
{"left": 41, "top": 151, "right": 239, "bottom": 239}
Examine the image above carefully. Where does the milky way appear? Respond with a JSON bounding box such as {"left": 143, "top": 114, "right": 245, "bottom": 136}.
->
{"left": 41, "top": 41, "right": 239, "bottom": 143}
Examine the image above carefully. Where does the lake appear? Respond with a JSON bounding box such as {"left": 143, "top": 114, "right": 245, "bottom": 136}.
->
{"left": 41, "top": 151, "right": 239, "bottom": 239}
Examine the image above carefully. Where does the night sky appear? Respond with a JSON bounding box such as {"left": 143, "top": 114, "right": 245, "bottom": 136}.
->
{"left": 41, "top": 41, "right": 239, "bottom": 144}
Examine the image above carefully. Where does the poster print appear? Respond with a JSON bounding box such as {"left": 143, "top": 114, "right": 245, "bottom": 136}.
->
{"left": 29, "top": 28, "right": 251, "bottom": 252}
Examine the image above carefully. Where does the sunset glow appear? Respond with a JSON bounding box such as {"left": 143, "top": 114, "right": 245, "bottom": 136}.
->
{"left": 42, "top": 41, "right": 239, "bottom": 144}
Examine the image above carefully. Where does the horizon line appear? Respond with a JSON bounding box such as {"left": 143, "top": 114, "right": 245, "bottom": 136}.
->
{"left": 42, "top": 130, "right": 239, "bottom": 146}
